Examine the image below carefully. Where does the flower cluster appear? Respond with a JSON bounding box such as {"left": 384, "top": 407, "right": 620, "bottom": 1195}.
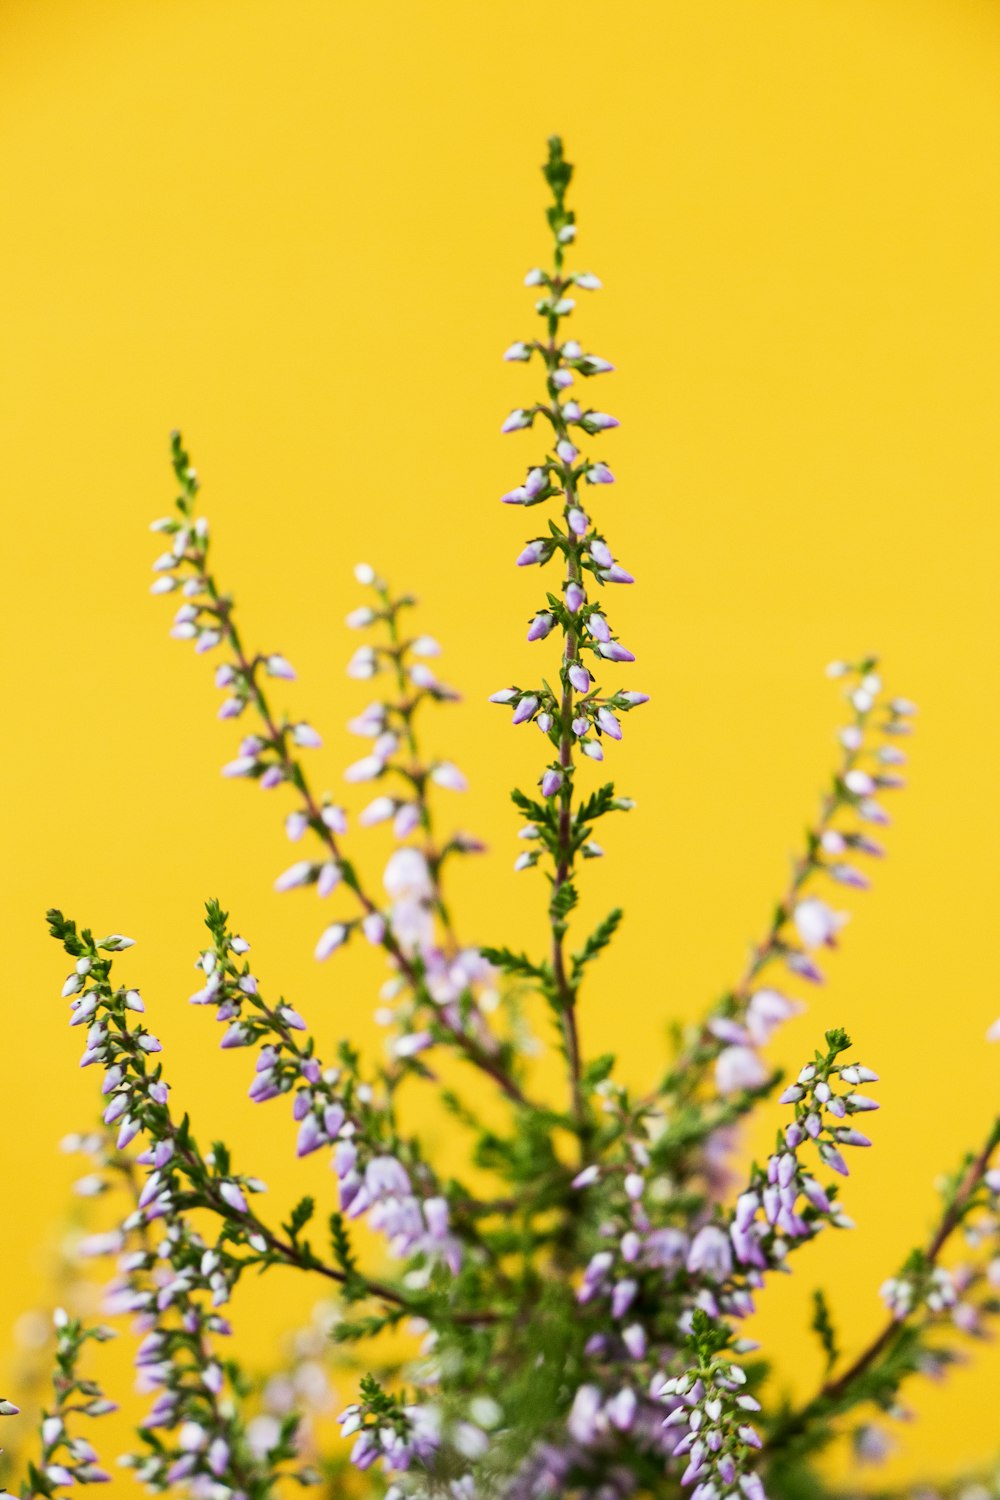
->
{"left": 659, "top": 1312, "right": 765, "bottom": 1499}
{"left": 5, "top": 135, "right": 999, "bottom": 1500}
{"left": 665, "top": 658, "right": 913, "bottom": 1114}
{"left": 152, "top": 437, "right": 519, "bottom": 1105}
{"left": 710, "top": 1030, "right": 878, "bottom": 1315}
{"left": 879, "top": 1137, "right": 1000, "bottom": 1338}
{"left": 0, "top": 1312, "right": 114, "bottom": 1499}
{"left": 191, "top": 898, "right": 462, "bottom": 1272}
{"left": 45, "top": 913, "right": 329, "bottom": 1496}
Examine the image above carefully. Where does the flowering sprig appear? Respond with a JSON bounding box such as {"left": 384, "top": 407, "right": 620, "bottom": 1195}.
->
{"left": 47, "top": 910, "right": 421, "bottom": 1316}
{"left": 1, "top": 1311, "right": 114, "bottom": 1499}
{"left": 192, "top": 898, "right": 463, "bottom": 1275}
{"left": 59, "top": 1125, "right": 320, "bottom": 1499}
{"left": 658, "top": 1310, "right": 765, "bottom": 1498}
{"left": 663, "top": 659, "right": 912, "bottom": 1112}
{"left": 336, "top": 1376, "right": 441, "bottom": 1482}
{"left": 344, "top": 566, "right": 468, "bottom": 880}
{"left": 490, "top": 135, "right": 648, "bottom": 1124}
{"left": 766, "top": 1119, "right": 1000, "bottom": 1466}
{"left": 152, "top": 436, "right": 527, "bottom": 1107}
{"left": 701, "top": 1029, "right": 879, "bottom": 1320}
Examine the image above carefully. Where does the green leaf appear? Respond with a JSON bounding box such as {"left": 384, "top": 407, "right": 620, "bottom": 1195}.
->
{"left": 574, "top": 782, "right": 619, "bottom": 826}
{"left": 285, "top": 1196, "right": 315, "bottom": 1241}
{"left": 571, "top": 908, "right": 623, "bottom": 980}
{"left": 810, "top": 1288, "right": 839, "bottom": 1373}
{"left": 480, "top": 946, "right": 549, "bottom": 984}
{"left": 581, "top": 1053, "right": 616, "bottom": 1089}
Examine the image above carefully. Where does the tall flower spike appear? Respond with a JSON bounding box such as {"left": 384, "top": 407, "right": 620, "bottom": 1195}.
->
{"left": 191, "top": 898, "right": 462, "bottom": 1273}
{"left": 6, "top": 1311, "right": 115, "bottom": 1495}
{"left": 489, "top": 136, "right": 647, "bottom": 1123}
{"left": 152, "top": 435, "right": 529, "bottom": 1108}
{"left": 660, "top": 658, "right": 913, "bottom": 1131}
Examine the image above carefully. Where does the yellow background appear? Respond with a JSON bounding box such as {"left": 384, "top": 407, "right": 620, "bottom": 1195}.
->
{"left": 2, "top": 0, "right": 999, "bottom": 1489}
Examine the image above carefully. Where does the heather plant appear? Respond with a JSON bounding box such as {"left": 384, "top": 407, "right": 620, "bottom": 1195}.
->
{"left": 3, "top": 137, "right": 999, "bottom": 1500}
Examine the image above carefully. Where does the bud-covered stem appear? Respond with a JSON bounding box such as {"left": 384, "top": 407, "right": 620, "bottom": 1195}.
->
{"left": 160, "top": 439, "right": 531, "bottom": 1109}
{"left": 767, "top": 1115, "right": 1000, "bottom": 1457}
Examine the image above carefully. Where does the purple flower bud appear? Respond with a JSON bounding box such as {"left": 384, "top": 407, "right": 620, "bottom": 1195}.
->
{"left": 840, "top": 1064, "right": 880, "bottom": 1084}
{"left": 541, "top": 769, "right": 563, "bottom": 797}
{"left": 527, "top": 613, "right": 555, "bottom": 642}
{"left": 596, "top": 707, "right": 622, "bottom": 740}
{"left": 597, "top": 641, "right": 635, "bottom": 663}
{"left": 568, "top": 1385, "right": 601, "bottom": 1444}
{"left": 511, "top": 695, "right": 539, "bottom": 725}
{"left": 275, "top": 859, "right": 314, "bottom": 892}
{"left": 735, "top": 1191, "right": 759, "bottom": 1232}
{"left": 621, "top": 1230, "right": 640, "bottom": 1262}
{"left": 502, "top": 408, "right": 532, "bottom": 433}
{"left": 431, "top": 761, "right": 468, "bottom": 792}
{"left": 585, "top": 412, "right": 619, "bottom": 430}
{"left": 266, "top": 654, "right": 296, "bottom": 680}
{"left": 568, "top": 663, "right": 591, "bottom": 693}
{"left": 611, "top": 1279, "right": 638, "bottom": 1319}
{"left": 297, "top": 1115, "right": 324, "bottom": 1157}
{"left": 292, "top": 723, "right": 322, "bottom": 749}
{"left": 208, "top": 1438, "right": 230, "bottom": 1477}
{"left": 819, "top": 1143, "right": 850, "bottom": 1177}
{"left": 601, "top": 564, "right": 635, "bottom": 584}
{"left": 586, "top": 463, "right": 615, "bottom": 484}
{"left": 103, "top": 1094, "right": 129, "bottom": 1125}
{"left": 219, "top": 1182, "right": 248, "bottom": 1214}
{"left": 777, "top": 1153, "right": 797, "bottom": 1188}
{"left": 516, "top": 541, "right": 550, "bottom": 567}
{"left": 556, "top": 438, "right": 579, "bottom": 464}
{"left": 567, "top": 507, "right": 589, "bottom": 536}
{"left": 800, "top": 1176, "right": 831, "bottom": 1213}
{"left": 687, "top": 1225, "right": 733, "bottom": 1281}
{"left": 222, "top": 756, "right": 257, "bottom": 779}
{"left": 316, "top": 923, "right": 348, "bottom": 961}
{"left": 565, "top": 581, "right": 586, "bottom": 613}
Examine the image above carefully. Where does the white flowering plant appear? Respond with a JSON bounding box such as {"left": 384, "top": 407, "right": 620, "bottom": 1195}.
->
{"left": 3, "top": 137, "right": 999, "bottom": 1500}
